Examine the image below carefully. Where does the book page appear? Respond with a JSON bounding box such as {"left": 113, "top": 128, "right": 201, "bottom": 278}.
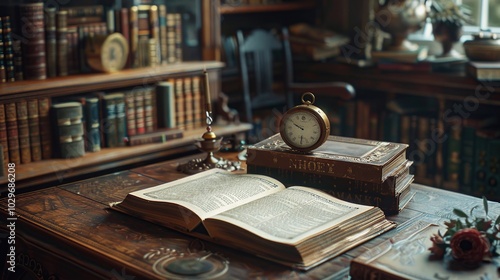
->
{"left": 127, "top": 169, "right": 285, "bottom": 220}
{"left": 207, "top": 186, "right": 374, "bottom": 244}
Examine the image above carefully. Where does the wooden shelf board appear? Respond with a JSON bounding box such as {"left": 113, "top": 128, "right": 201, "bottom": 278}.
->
{"left": 3, "top": 123, "right": 252, "bottom": 191}
{"left": 0, "top": 61, "right": 224, "bottom": 99}
{"left": 220, "top": 2, "right": 315, "bottom": 14}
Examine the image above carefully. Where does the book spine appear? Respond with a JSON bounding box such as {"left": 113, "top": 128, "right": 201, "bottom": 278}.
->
{"left": 115, "top": 94, "right": 126, "bottom": 147}
{"left": 61, "top": 5, "right": 104, "bottom": 18}
{"left": 174, "top": 13, "right": 182, "bottom": 62}
{"left": 246, "top": 145, "right": 389, "bottom": 183}
{"left": 134, "top": 89, "right": 145, "bottom": 135}
{"left": 0, "top": 103, "right": 9, "bottom": 166}
{"left": 56, "top": 11, "right": 69, "bottom": 77}
{"left": 144, "top": 86, "right": 155, "bottom": 133}
{"left": 45, "top": 7, "right": 57, "bottom": 78}
{"left": 166, "top": 13, "right": 176, "bottom": 63}
{"left": 247, "top": 164, "right": 405, "bottom": 196}
{"left": 459, "top": 125, "right": 476, "bottom": 194}
{"left": 12, "top": 39, "right": 23, "bottom": 81}
{"left": 38, "top": 97, "right": 52, "bottom": 159}
{"left": 84, "top": 97, "right": 101, "bottom": 152}
{"left": 183, "top": 77, "right": 194, "bottom": 130}
{"left": 129, "top": 6, "right": 139, "bottom": 68}
{"left": 158, "top": 4, "right": 168, "bottom": 64}
{"left": 66, "top": 27, "right": 80, "bottom": 75}
{"left": 27, "top": 99, "right": 42, "bottom": 162}
{"left": 415, "top": 116, "right": 429, "bottom": 179}
{"left": 191, "top": 76, "right": 203, "bottom": 128}
{"left": 5, "top": 102, "right": 20, "bottom": 165}
{"left": 149, "top": 5, "right": 160, "bottom": 66}
{"left": 16, "top": 101, "right": 31, "bottom": 164}
{"left": 443, "top": 120, "right": 461, "bottom": 191}
{"left": 51, "top": 102, "right": 85, "bottom": 158}
{"left": 19, "top": 3, "right": 47, "bottom": 80}
{"left": 0, "top": 18, "right": 5, "bottom": 83}
{"left": 174, "top": 78, "right": 185, "bottom": 130}
{"left": 119, "top": 8, "right": 130, "bottom": 68}
{"left": 155, "top": 81, "right": 176, "bottom": 129}
{"left": 125, "top": 91, "right": 137, "bottom": 137}
{"left": 2, "top": 16, "right": 15, "bottom": 82}
{"left": 102, "top": 96, "right": 118, "bottom": 147}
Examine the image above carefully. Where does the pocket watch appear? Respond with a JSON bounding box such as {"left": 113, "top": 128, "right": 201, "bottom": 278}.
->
{"left": 85, "top": 32, "right": 129, "bottom": 73}
{"left": 279, "top": 92, "right": 330, "bottom": 152}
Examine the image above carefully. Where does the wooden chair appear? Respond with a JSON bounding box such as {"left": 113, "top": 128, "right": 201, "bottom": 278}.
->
{"left": 236, "top": 27, "right": 355, "bottom": 124}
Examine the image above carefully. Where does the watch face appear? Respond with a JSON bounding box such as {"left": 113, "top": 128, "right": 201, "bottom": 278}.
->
{"left": 281, "top": 109, "right": 323, "bottom": 150}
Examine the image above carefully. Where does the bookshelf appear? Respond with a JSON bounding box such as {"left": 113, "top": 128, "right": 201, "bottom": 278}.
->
{"left": 0, "top": 1, "right": 252, "bottom": 193}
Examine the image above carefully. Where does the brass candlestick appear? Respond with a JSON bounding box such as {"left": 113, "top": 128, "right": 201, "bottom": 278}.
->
{"left": 177, "top": 70, "right": 242, "bottom": 174}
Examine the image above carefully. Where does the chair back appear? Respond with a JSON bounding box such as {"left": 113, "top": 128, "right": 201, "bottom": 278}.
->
{"left": 236, "top": 28, "right": 290, "bottom": 122}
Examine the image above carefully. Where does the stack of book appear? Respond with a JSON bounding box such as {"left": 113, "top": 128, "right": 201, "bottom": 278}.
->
{"left": 246, "top": 134, "right": 414, "bottom": 214}
{"left": 288, "top": 23, "right": 349, "bottom": 61}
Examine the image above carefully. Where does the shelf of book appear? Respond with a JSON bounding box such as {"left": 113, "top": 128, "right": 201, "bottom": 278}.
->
{"left": 297, "top": 62, "right": 500, "bottom": 105}
{"left": 0, "top": 123, "right": 252, "bottom": 193}
{"left": 0, "top": 61, "right": 224, "bottom": 99}
{"left": 219, "top": 1, "right": 316, "bottom": 15}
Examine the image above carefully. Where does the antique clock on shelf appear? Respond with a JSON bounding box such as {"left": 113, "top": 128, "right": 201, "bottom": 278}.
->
{"left": 85, "top": 32, "right": 129, "bottom": 73}
{"left": 279, "top": 92, "right": 330, "bottom": 152}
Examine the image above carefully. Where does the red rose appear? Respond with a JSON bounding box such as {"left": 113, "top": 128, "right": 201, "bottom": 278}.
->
{"left": 450, "top": 228, "right": 490, "bottom": 265}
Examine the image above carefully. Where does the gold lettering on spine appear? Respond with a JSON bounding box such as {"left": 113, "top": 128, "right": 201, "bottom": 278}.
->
{"left": 289, "top": 159, "right": 335, "bottom": 174}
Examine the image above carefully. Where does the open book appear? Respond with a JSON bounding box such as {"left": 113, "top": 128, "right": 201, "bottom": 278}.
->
{"left": 112, "top": 169, "right": 396, "bottom": 270}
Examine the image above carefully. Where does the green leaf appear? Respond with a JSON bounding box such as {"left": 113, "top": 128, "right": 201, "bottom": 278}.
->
{"left": 483, "top": 196, "right": 489, "bottom": 215}
{"left": 495, "top": 215, "right": 500, "bottom": 226}
{"left": 453, "top": 209, "right": 468, "bottom": 218}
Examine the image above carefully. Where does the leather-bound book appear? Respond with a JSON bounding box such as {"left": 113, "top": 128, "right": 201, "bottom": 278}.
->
{"left": 38, "top": 97, "right": 52, "bottom": 159}
{"left": 0, "top": 103, "right": 9, "bottom": 165}
{"left": 16, "top": 100, "right": 31, "bottom": 164}
{"left": 51, "top": 102, "right": 85, "bottom": 158}
{"left": 27, "top": 99, "right": 42, "bottom": 161}
{"left": 5, "top": 102, "right": 20, "bottom": 164}
{"left": 19, "top": 3, "right": 47, "bottom": 80}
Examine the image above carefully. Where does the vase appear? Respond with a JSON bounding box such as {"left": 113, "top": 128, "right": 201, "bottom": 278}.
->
{"left": 375, "top": 0, "right": 428, "bottom": 51}
{"left": 433, "top": 21, "right": 463, "bottom": 57}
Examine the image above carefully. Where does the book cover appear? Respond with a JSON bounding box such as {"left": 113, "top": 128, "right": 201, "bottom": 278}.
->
{"left": 247, "top": 134, "right": 408, "bottom": 184}
{"left": 16, "top": 101, "right": 31, "bottom": 164}
{"left": 350, "top": 220, "right": 500, "bottom": 280}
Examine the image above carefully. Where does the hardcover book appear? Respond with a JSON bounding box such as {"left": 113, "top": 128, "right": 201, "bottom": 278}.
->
{"left": 112, "top": 169, "right": 396, "bottom": 270}
{"left": 246, "top": 134, "right": 408, "bottom": 184}
{"left": 247, "top": 161, "right": 414, "bottom": 214}
{"left": 467, "top": 61, "right": 500, "bottom": 81}
{"left": 350, "top": 220, "right": 500, "bottom": 280}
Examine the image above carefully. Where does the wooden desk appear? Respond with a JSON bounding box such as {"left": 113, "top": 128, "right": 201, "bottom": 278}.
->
{"left": 2, "top": 153, "right": 500, "bottom": 280}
